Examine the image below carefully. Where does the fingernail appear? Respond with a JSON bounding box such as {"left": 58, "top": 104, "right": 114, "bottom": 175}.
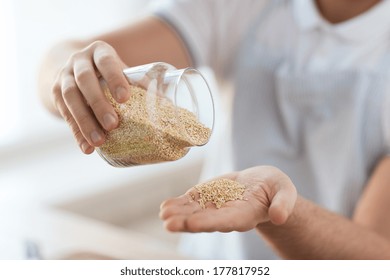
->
{"left": 115, "top": 86, "right": 128, "bottom": 102}
{"left": 90, "top": 130, "right": 103, "bottom": 145}
{"left": 103, "top": 113, "right": 117, "bottom": 130}
{"left": 81, "top": 141, "right": 92, "bottom": 153}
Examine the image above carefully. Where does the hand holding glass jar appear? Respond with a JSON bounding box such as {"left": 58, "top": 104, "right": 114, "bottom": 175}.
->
{"left": 51, "top": 41, "right": 132, "bottom": 154}
{"left": 51, "top": 41, "right": 214, "bottom": 167}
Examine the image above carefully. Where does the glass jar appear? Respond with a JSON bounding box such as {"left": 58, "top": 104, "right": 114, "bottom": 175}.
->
{"left": 97, "top": 62, "right": 214, "bottom": 167}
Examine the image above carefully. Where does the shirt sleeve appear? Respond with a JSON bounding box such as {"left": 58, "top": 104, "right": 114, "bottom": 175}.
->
{"left": 151, "top": 0, "right": 268, "bottom": 80}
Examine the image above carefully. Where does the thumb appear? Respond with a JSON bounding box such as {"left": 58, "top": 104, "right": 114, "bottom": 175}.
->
{"left": 268, "top": 180, "right": 297, "bottom": 225}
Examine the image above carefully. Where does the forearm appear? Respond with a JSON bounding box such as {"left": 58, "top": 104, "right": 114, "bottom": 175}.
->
{"left": 257, "top": 196, "right": 390, "bottom": 259}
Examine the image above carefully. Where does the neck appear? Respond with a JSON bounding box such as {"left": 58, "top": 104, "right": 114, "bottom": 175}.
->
{"left": 315, "top": 0, "right": 381, "bottom": 23}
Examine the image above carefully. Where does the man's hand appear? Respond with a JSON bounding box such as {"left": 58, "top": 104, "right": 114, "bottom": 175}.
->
{"left": 39, "top": 17, "right": 192, "bottom": 154}
{"left": 51, "top": 41, "right": 131, "bottom": 154}
{"left": 160, "top": 166, "right": 297, "bottom": 233}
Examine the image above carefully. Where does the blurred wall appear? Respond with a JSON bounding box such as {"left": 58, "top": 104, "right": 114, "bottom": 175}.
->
{"left": 0, "top": 0, "right": 152, "bottom": 145}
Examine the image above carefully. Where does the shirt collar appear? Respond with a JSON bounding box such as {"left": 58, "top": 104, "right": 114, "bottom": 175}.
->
{"left": 293, "top": 0, "right": 390, "bottom": 42}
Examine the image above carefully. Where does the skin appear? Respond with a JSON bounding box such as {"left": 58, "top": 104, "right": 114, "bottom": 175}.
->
{"left": 161, "top": 159, "right": 390, "bottom": 259}
{"left": 316, "top": 0, "right": 381, "bottom": 23}
{"left": 38, "top": 17, "right": 191, "bottom": 154}
{"left": 160, "top": 166, "right": 298, "bottom": 232}
{"left": 38, "top": 1, "right": 390, "bottom": 259}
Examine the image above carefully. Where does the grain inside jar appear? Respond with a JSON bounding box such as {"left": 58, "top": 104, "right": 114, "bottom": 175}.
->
{"left": 98, "top": 85, "right": 211, "bottom": 166}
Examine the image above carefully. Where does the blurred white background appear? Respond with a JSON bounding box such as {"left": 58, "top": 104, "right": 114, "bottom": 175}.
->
{"left": 0, "top": 0, "right": 152, "bottom": 146}
{"left": 0, "top": 0, "right": 218, "bottom": 259}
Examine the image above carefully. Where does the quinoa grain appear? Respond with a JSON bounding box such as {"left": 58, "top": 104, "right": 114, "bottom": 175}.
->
{"left": 98, "top": 85, "right": 211, "bottom": 166}
{"left": 194, "top": 178, "right": 246, "bottom": 209}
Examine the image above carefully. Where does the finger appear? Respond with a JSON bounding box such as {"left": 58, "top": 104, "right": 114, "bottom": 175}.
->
{"left": 93, "top": 44, "right": 130, "bottom": 103}
{"left": 186, "top": 205, "right": 254, "bottom": 233}
{"left": 61, "top": 74, "right": 106, "bottom": 147}
{"left": 160, "top": 194, "right": 192, "bottom": 209}
{"left": 268, "top": 180, "right": 297, "bottom": 225}
{"left": 160, "top": 202, "right": 200, "bottom": 220}
{"left": 164, "top": 215, "right": 189, "bottom": 232}
{"left": 160, "top": 189, "right": 201, "bottom": 209}
{"left": 52, "top": 84, "right": 94, "bottom": 154}
{"left": 73, "top": 59, "right": 119, "bottom": 132}
{"left": 159, "top": 192, "right": 200, "bottom": 219}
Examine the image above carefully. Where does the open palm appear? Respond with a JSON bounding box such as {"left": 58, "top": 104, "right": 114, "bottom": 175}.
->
{"left": 160, "top": 166, "right": 297, "bottom": 233}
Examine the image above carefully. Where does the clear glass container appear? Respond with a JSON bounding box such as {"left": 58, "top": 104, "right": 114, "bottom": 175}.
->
{"left": 97, "top": 62, "right": 214, "bottom": 167}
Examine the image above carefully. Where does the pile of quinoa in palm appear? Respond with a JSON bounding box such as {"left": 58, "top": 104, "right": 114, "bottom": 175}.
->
{"left": 98, "top": 85, "right": 211, "bottom": 165}
{"left": 193, "top": 178, "right": 246, "bottom": 209}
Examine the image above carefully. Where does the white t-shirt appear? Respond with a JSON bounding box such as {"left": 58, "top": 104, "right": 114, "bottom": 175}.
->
{"left": 154, "top": 0, "right": 390, "bottom": 259}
